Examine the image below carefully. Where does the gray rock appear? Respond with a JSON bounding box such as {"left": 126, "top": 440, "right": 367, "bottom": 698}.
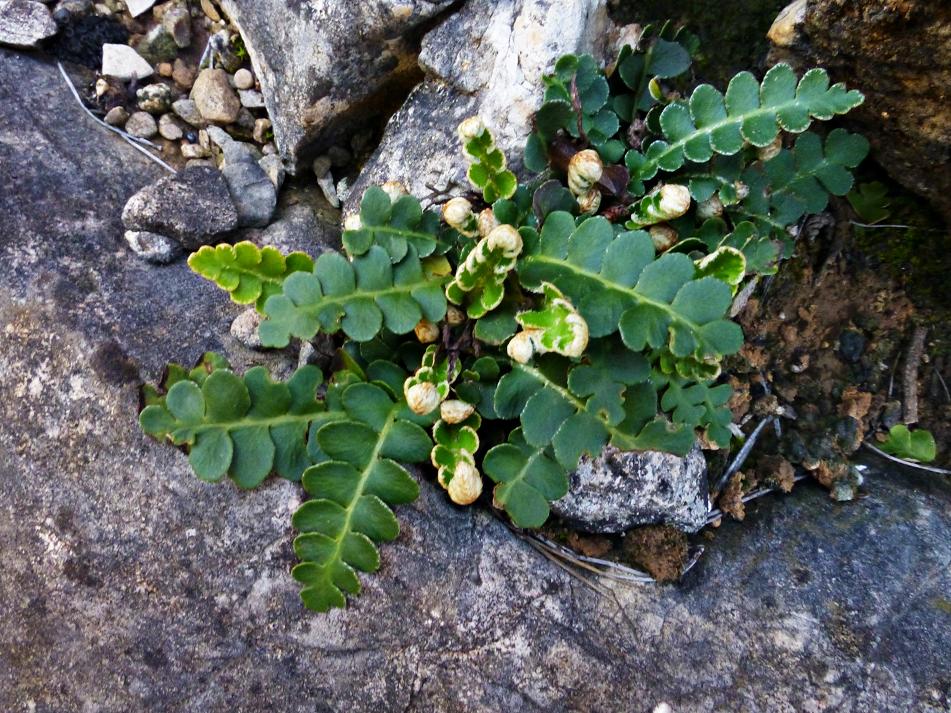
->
{"left": 5, "top": 45, "right": 951, "bottom": 713}
{"left": 179, "top": 141, "right": 209, "bottom": 159}
{"left": 552, "top": 444, "right": 710, "bottom": 533}
{"left": 123, "top": 110, "right": 157, "bottom": 139}
{"left": 0, "top": 0, "right": 57, "bottom": 48}
{"left": 171, "top": 97, "right": 204, "bottom": 127}
{"left": 221, "top": 159, "right": 277, "bottom": 228}
{"left": 346, "top": 0, "right": 611, "bottom": 210}
{"left": 101, "top": 42, "right": 153, "bottom": 80}
{"left": 103, "top": 105, "right": 128, "bottom": 126}
{"left": 157, "top": 113, "right": 183, "bottom": 141}
{"left": 258, "top": 153, "right": 284, "bottom": 189}
{"left": 161, "top": 2, "right": 191, "bottom": 48}
{"left": 135, "top": 82, "right": 173, "bottom": 114}
{"left": 217, "top": 0, "right": 457, "bottom": 171}
{"left": 122, "top": 164, "right": 238, "bottom": 248}
{"left": 230, "top": 307, "right": 263, "bottom": 349}
{"left": 259, "top": 196, "right": 340, "bottom": 255}
{"left": 135, "top": 24, "right": 178, "bottom": 64}
{"left": 123, "top": 229, "right": 183, "bottom": 264}
{"left": 191, "top": 67, "right": 240, "bottom": 124}
{"left": 237, "top": 88, "right": 264, "bottom": 108}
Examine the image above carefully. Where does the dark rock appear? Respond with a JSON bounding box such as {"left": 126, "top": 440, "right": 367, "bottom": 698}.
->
{"left": 0, "top": 0, "right": 57, "bottom": 48}
{"left": 3, "top": 47, "right": 951, "bottom": 713}
{"left": 838, "top": 329, "right": 866, "bottom": 363}
{"left": 121, "top": 165, "right": 239, "bottom": 249}
{"left": 161, "top": 2, "right": 191, "bottom": 49}
{"left": 48, "top": 12, "right": 127, "bottom": 68}
{"left": 346, "top": 0, "right": 612, "bottom": 212}
{"left": 220, "top": 159, "right": 277, "bottom": 228}
{"left": 551, "top": 444, "right": 709, "bottom": 533}
{"left": 769, "top": 0, "right": 951, "bottom": 223}
{"left": 217, "top": 0, "right": 457, "bottom": 172}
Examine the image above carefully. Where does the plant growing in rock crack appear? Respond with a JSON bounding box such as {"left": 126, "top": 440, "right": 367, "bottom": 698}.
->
{"left": 140, "top": 25, "right": 866, "bottom": 612}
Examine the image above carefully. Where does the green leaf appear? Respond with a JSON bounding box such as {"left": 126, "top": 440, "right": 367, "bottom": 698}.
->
{"left": 343, "top": 187, "right": 439, "bottom": 261}
{"left": 847, "top": 181, "right": 891, "bottom": 224}
{"left": 260, "top": 244, "right": 447, "bottom": 347}
{"left": 188, "top": 241, "right": 314, "bottom": 312}
{"left": 139, "top": 359, "right": 334, "bottom": 487}
{"left": 519, "top": 214, "right": 743, "bottom": 365}
{"left": 879, "top": 424, "right": 937, "bottom": 463}
{"left": 293, "top": 381, "right": 428, "bottom": 612}
{"left": 738, "top": 129, "right": 869, "bottom": 234}
{"left": 483, "top": 429, "right": 568, "bottom": 528}
{"left": 460, "top": 121, "right": 518, "bottom": 203}
{"left": 625, "top": 65, "right": 864, "bottom": 190}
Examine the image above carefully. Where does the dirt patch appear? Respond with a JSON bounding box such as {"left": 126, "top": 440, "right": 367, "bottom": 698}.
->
{"left": 620, "top": 525, "right": 689, "bottom": 583}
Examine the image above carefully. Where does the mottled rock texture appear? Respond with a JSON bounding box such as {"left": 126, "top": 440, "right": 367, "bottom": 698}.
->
{"left": 769, "top": 0, "right": 951, "bottom": 223}
{"left": 217, "top": 0, "right": 457, "bottom": 172}
{"left": 347, "top": 0, "right": 611, "bottom": 211}
{"left": 553, "top": 444, "right": 709, "bottom": 533}
{"left": 122, "top": 165, "right": 239, "bottom": 249}
{"left": 0, "top": 0, "right": 56, "bottom": 49}
{"left": 2, "top": 49, "right": 951, "bottom": 713}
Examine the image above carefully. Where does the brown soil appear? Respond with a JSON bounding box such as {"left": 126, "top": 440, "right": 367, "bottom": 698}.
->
{"left": 620, "top": 526, "right": 689, "bottom": 583}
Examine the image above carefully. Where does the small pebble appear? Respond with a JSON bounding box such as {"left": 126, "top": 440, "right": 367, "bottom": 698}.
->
{"left": 185, "top": 158, "right": 216, "bottom": 169}
{"left": 181, "top": 142, "right": 210, "bottom": 159}
{"left": 136, "top": 83, "right": 173, "bottom": 114}
{"left": 838, "top": 329, "right": 866, "bottom": 363}
{"left": 158, "top": 113, "right": 183, "bottom": 140}
{"left": 233, "top": 68, "right": 254, "bottom": 90}
{"left": 261, "top": 142, "right": 277, "bottom": 156}
{"left": 312, "top": 155, "right": 331, "bottom": 178}
{"left": 172, "top": 98, "right": 205, "bottom": 127}
{"left": 104, "top": 106, "right": 129, "bottom": 126}
{"left": 252, "top": 117, "right": 271, "bottom": 144}
{"left": 231, "top": 308, "right": 264, "bottom": 349}
{"left": 172, "top": 58, "right": 196, "bottom": 89}
{"left": 157, "top": 62, "right": 173, "bottom": 77}
{"left": 238, "top": 89, "right": 264, "bottom": 109}
{"left": 259, "top": 154, "right": 285, "bottom": 190}
{"left": 124, "top": 230, "right": 182, "bottom": 264}
{"left": 124, "top": 111, "right": 158, "bottom": 139}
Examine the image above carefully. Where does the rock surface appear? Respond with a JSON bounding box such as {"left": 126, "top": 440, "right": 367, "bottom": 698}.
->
{"left": 3, "top": 48, "right": 951, "bottom": 713}
{"left": 768, "top": 0, "right": 951, "bottom": 223}
{"left": 346, "top": 0, "right": 611, "bottom": 210}
{"left": 217, "top": 0, "right": 457, "bottom": 171}
{"left": 552, "top": 444, "right": 709, "bottom": 533}
{"left": 0, "top": 0, "right": 57, "bottom": 48}
{"left": 122, "top": 164, "right": 239, "bottom": 249}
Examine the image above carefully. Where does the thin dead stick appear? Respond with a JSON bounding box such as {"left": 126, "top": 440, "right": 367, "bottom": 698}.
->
{"left": 850, "top": 221, "right": 944, "bottom": 232}
{"left": 862, "top": 442, "right": 951, "bottom": 476}
{"left": 712, "top": 416, "right": 775, "bottom": 495}
{"left": 57, "top": 62, "right": 177, "bottom": 174}
{"left": 933, "top": 363, "right": 951, "bottom": 404}
{"left": 903, "top": 326, "right": 927, "bottom": 424}
{"left": 887, "top": 349, "right": 901, "bottom": 399}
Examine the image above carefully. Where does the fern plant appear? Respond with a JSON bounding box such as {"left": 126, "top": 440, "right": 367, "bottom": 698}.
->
{"left": 141, "top": 29, "right": 865, "bottom": 613}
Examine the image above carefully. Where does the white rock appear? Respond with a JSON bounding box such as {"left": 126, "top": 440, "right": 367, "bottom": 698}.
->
{"left": 124, "top": 230, "right": 182, "bottom": 264}
{"left": 124, "top": 0, "right": 157, "bottom": 18}
{"left": 101, "top": 43, "right": 153, "bottom": 81}
{"left": 233, "top": 68, "right": 254, "bottom": 90}
{"left": 237, "top": 89, "right": 265, "bottom": 108}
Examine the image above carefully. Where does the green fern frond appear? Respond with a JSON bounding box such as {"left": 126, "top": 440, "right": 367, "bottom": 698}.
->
{"left": 260, "top": 245, "right": 447, "bottom": 346}
{"left": 188, "top": 241, "right": 315, "bottom": 312}
{"left": 292, "top": 381, "right": 430, "bottom": 612}
{"left": 140, "top": 358, "right": 337, "bottom": 487}
{"left": 624, "top": 65, "right": 864, "bottom": 193}
{"left": 518, "top": 213, "right": 743, "bottom": 364}
{"left": 343, "top": 186, "right": 441, "bottom": 262}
